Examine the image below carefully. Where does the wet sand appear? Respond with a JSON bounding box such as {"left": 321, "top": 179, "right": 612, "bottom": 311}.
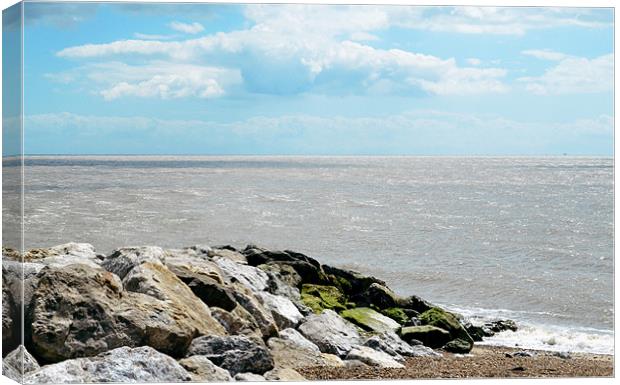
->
{"left": 298, "top": 345, "right": 614, "bottom": 379}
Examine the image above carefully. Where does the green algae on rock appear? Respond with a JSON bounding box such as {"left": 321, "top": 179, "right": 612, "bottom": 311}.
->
{"left": 301, "top": 284, "right": 347, "bottom": 313}
{"left": 339, "top": 307, "right": 401, "bottom": 333}
{"left": 399, "top": 325, "right": 451, "bottom": 348}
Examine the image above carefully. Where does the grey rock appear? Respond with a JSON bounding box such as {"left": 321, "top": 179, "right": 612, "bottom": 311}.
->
{"left": 364, "top": 331, "right": 424, "bottom": 357}
{"left": 178, "top": 355, "right": 232, "bottom": 382}
{"left": 215, "top": 257, "right": 269, "bottom": 293}
{"left": 2, "top": 271, "right": 18, "bottom": 355}
{"left": 278, "top": 328, "right": 320, "bottom": 353}
{"left": 553, "top": 351, "right": 571, "bottom": 359}
{"left": 232, "top": 288, "right": 278, "bottom": 339}
{"left": 102, "top": 246, "right": 167, "bottom": 279}
{"left": 267, "top": 336, "right": 337, "bottom": 369}
{"left": 298, "top": 309, "right": 362, "bottom": 357}
{"left": 345, "top": 346, "right": 405, "bottom": 368}
{"left": 186, "top": 335, "right": 274, "bottom": 375}
{"left": 209, "top": 248, "right": 248, "bottom": 264}
{"left": 24, "top": 346, "right": 191, "bottom": 383}
{"left": 256, "top": 292, "right": 304, "bottom": 329}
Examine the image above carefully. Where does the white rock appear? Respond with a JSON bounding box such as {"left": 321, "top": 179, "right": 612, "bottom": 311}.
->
{"left": 178, "top": 355, "right": 232, "bottom": 382}
{"left": 234, "top": 373, "right": 266, "bottom": 381}
{"left": 278, "top": 328, "right": 320, "bottom": 353}
{"left": 257, "top": 292, "right": 304, "bottom": 329}
{"left": 214, "top": 257, "right": 269, "bottom": 293}
{"left": 101, "top": 246, "right": 167, "bottom": 279}
{"left": 24, "top": 346, "right": 191, "bottom": 383}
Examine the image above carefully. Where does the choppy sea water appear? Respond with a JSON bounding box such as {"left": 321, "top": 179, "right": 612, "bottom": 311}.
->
{"left": 14, "top": 156, "right": 614, "bottom": 354}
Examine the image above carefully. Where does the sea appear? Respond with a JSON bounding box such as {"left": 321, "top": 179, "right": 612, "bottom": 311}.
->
{"left": 13, "top": 155, "right": 615, "bottom": 354}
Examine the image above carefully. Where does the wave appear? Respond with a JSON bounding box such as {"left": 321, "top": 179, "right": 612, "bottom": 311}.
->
{"left": 446, "top": 304, "right": 614, "bottom": 355}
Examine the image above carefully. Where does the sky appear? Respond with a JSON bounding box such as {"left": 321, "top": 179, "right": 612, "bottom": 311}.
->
{"left": 8, "top": 2, "right": 616, "bottom": 155}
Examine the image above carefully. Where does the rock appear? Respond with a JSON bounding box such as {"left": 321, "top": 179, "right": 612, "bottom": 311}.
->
{"left": 24, "top": 346, "right": 191, "bottom": 383}
{"left": 268, "top": 331, "right": 347, "bottom": 370}
{"left": 300, "top": 284, "right": 347, "bottom": 313}
{"left": 24, "top": 243, "right": 97, "bottom": 261}
{"left": 354, "top": 283, "right": 401, "bottom": 309}
{"left": 400, "top": 325, "right": 452, "bottom": 348}
{"left": 298, "top": 309, "right": 362, "bottom": 357}
{"left": 234, "top": 373, "right": 266, "bottom": 381}
{"left": 215, "top": 256, "right": 269, "bottom": 293}
{"left": 264, "top": 367, "right": 306, "bottom": 381}
{"left": 340, "top": 307, "right": 401, "bottom": 333}
{"left": 400, "top": 294, "right": 435, "bottom": 314}
{"left": 178, "top": 355, "right": 232, "bottom": 382}
{"left": 259, "top": 263, "right": 302, "bottom": 290}
{"left": 120, "top": 261, "right": 227, "bottom": 334}
{"left": 165, "top": 251, "right": 224, "bottom": 284}
{"left": 322, "top": 265, "right": 386, "bottom": 295}
{"left": 211, "top": 306, "right": 262, "bottom": 339}
{"left": 486, "top": 319, "right": 518, "bottom": 333}
{"left": 345, "top": 346, "right": 405, "bottom": 368}
{"left": 506, "top": 350, "right": 536, "bottom": 358}
{"left": 278, "top": 328, "right": 320, "bottom": 353}
{"left": 419, "top": 307, "right": 474, "bottom": 352}
{"left": 243, "top": 246, "right": 327, "bottom": 284}
{"left": 553, "top": 351, "right": 571, "bottom": 359}
{"left": 186, "top": 335, "right": 274, "bottom": 375}
{"left": 232, "top": 288, "right": 279, "bottom": 338}
{"left": 29, "top": 264, "right": 225, "bottom": 362}
{"left": 209, "top": 248, "right": 248, "bottom": 264}
{"left": 257, "top": 292, "right": 304, "bottom": 329}
{"left": 443, "top": 338, "right": 473, "bottom": 354}
{"left": 343, "top": 359, "right": 369, "bottom": 369}
{"left": 101, "top": 246, "right": 167, "bottom": 279}
{"left": 380, "top": 307, "right": 413, "bottom": 325}
{"left": 2, "top": 271, "right": 18, "bottom": 355}
{"left": 2, "top": 360, "right": 21, "bottom": 383}
{"left": 3, "top": 260, "right": 45, "bottom": 320}
{"left": 187, "top": 276, "right": 238, "bottom": 311}
{"left": 3, "top": 345, "right": 40, "bottom": 376}
{"left": 363, "top": 331, "right": 428, "bottom": 357}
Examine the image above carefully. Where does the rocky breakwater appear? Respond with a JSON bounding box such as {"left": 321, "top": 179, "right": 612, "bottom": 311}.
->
{"left": 2, "top": 243, "right": 517, "bottom": 383}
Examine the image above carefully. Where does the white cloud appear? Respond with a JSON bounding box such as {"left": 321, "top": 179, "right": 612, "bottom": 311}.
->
{"left": 519, "top": 54, "right": 612, "bottom": 95}
{"left": 521, "top": 49, "right": 569, "bottom": 61}
{"left": 466, "top": 58, "right": 481, "bottom": 66}
{"left": 349, "top": 31, "right": 379, "bottom": 42}
{"left": 169, "top": 21, "right": 205, "bottom": 34}
{"left": 50, "top": 61, "right": 242, "bottom": 100}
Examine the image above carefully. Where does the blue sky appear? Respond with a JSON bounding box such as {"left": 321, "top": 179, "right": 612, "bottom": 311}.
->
{"left": 14, "top": 2, "right": 615, "bottom": 155}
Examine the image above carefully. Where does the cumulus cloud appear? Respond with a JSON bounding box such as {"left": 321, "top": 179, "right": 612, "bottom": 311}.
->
{"left": 49, "top": 61, "right": 242, "bottom": 100}
{"left": 56, "top": 5, "right": 511, "bottom": 97}
{"left": 169, "top": 21, "right": 205, "bottom": 34}
{"left": 519, "top": 54, "right": 612, "bottom": 95}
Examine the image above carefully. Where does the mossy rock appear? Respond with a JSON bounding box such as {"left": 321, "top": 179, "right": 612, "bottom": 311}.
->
{"left": 380, "top": 307, "right": 410, "bottom": 325}
{"left": 400, "top": 325, "right": 451, "bottom": 348}
{"left": 300, "top": 284, "right": 347, "bottom": 314}
{"left": 339, "top": 307, "right": 401, "bottom": 333}
{"left": 328, "top": 274, "right": 353, "bottom": 293}
{"left": 443, "top": 338, "right": 472, "bottom": 354}
{"left": 419, "top": 307, "right": 473, "bottom": 352}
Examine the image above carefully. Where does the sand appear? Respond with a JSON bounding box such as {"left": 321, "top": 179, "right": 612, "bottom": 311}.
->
{"left": 298, "top": 345, "right": 613, "bottom": 380}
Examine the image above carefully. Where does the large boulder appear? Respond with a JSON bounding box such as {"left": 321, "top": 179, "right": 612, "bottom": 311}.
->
{"left": 345, "top": 346, "right": 405, "bottom": 368}
{"left": 256, "top": 292, "right": 304, "bottom": 329}
{"left": 24, "top": 243, "right": 99, "bottom": 263}
{"left": 178, "top": 355, "right": 232, "bottom": 382}
{"left": 24, "top": 346, "right": 191, "bottom": 383}
{"left": 2, "top": 260, "right": 45, "bottom": 322}
{"left": 364, "top": 332, "right": 440, "bottom": 357}
{"left": 101, "top": 246, "right": 167, "bottom": 279}
{"left": 29, "top": 264, "right": 225, "bottom": 362}
{"left": 208, "top": 248, "right": 248, "bottom": 264}
{"left": 298, "top": 309, "right": 362, "bottom": 357}
{"left": 186, "top": 335, "right": 274, "bottom": 375}
{"left": 340, "top": 307, "right": 401, "bottom": 333}
{"left": 165, "top": 249, "right": 225, "bottom": 284}
{"left": 399, "top": 325, "right": 451, "bottom": 348}
{"left": 419, "top": 307, "right": 473, "bottom": 352}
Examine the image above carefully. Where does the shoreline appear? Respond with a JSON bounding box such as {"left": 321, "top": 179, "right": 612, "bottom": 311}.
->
{"left": 2, "top": 242, "right": 615, "bottom": 382}
{"left": 299, "top": 345, "right": 614, "bottom": 379}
